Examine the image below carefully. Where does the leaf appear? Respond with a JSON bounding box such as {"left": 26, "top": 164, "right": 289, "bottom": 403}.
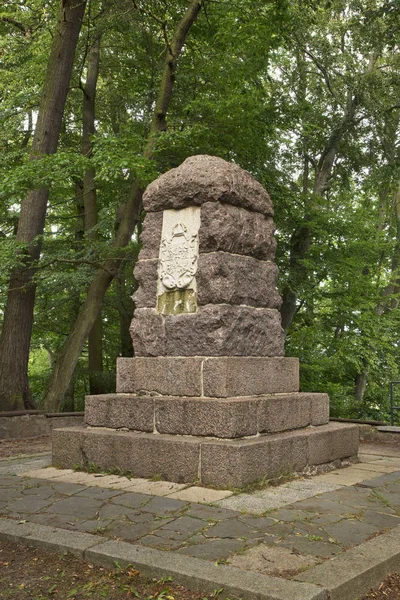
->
{"left": 67, "top": 588, "right": 78, "bottom": 598}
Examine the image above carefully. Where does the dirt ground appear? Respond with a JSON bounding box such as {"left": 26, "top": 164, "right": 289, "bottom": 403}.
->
{"left": 0, "top": 539, "right": 219, "bottom": 600}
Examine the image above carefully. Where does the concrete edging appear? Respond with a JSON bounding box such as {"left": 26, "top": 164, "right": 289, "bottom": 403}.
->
{"left": 0, "top": 518, "right": 325, "bottom": 600}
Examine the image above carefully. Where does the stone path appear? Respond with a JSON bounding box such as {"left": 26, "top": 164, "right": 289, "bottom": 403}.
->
{"left": 1, "top": 444, "right": 400, "bottom": 578}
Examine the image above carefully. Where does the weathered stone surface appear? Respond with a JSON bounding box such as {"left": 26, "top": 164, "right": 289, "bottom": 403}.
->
{"left": 85, "top": 395, "right": 154, "bottom": 432}
{"left": 116, "top": 357, "right": 203, "bottom": 395}
{"left": 132, "top": 260, "right": 158, "bottom": 308}
{"left": 138, "top": 211, "right": 163, "bottom": 260}
{"left": 130, "top": 309, "right": 166, "bottom": 356}
{"left": 143, "top": 155, "right": 273, "bottom": 216}
{"left": 116, "top": 357, "right": 299, "bottom": 397}
{"left": 203, "top": 357, "right": 299, "bottom": 397}
{"left": 52, "top": 427, "right": 200, "bottom": 484}
{"left": 197, "top": 253, "right": 281, "bottom": 309}
{"left": 311, "top": 394, "right": 330, "bottom": 426}
{"left": 307, "top": 423, "right": 359, "bottom": 465}
{"left": 155, "top": 397, "right": 258, "bottom": 438}
{"left": 199, "top": 201, "right": 276, "bottom": 260}
{"left": 165, "top": 305, "right": 284, "bottom": 357}
{"left": 257, "top": 393, "right": 329, "bottom": 434}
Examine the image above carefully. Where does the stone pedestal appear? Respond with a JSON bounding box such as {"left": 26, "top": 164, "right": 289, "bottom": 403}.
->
{"left": 53, "top": 155, "right": 358, "bottom": 487}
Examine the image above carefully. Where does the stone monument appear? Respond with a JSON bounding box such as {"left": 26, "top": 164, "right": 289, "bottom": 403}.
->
{"left": 53, "top": 155, "right": 359, "bottom": 487}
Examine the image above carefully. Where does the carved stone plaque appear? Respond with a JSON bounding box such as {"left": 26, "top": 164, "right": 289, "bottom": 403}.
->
{"left": 157, "top": 207, "right": 200, "bottom": 315}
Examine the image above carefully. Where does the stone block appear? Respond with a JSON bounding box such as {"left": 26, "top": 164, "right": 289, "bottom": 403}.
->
{"left": 199, "top": 201, "right": 276, "bottom": 260}
{"left": 155, "top": 397, "right": 258, "bottom": 438}
{"left": 311, "top": 394, "right": 330, "bottom": 426}
{"left": 132, "top": 259, "right": 158, "bottom": 308}
{"left": 257, "top": 393, "right": 329, "bottom": 434}
{"left": 258, "top": 394, "right": 312, "bottom": 433}
{"left": 116, "top": 357, "right": 203, "bottom": 395}
{"left": 85, "top": 395, "right": 154, "bottom": 431}
{"left": 138, "top": 211, "right": 163, "bottom": 260}
{"left": 197, "top": 253, "right": 281, "bottom": 309}
{"left": 52, "top": 427, "right": 200, "bottom": 484}
{"left": 165, "top": 305, "right": 284, "bottom": 357}
{"left": 130, "top": 308, "right": 166, "bottom": 356}
{"left": 143, "top": 155, "right": 274, "bottom": 216}
{"left": 200, "top": 431, "right": 308, "bottom": 488}
{"left": 202, "top": 357, "right": 299, "bottom": 397}
{"left": 307, "top": 423, "right": 359, "bottom": 465}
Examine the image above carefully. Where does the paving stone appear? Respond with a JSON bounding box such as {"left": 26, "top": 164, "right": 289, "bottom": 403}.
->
{"left": 160, "top": 516, "right": 206, "bottom": 535}
{"left": 141, "top": 496, "right": 187, "bottom": 515}
{"left": 90, "top": 475, "right": 139, "bottom": 489}
{"left": 98, "top": 504, "right": 154, "bottom": 522}
{"left": 46, "top": 496, "right": 103, "bottom": 518}
{"left": 217, "top": 486, "right": 325, "bottom": 514}
{"left": 360, "top": 510, "right": 400, "bottom": 529}
{"left": 310, "top": 514, "right": 343, "bottom": 525}
{"left": 270, "top": 509, "right": 310, "bottom": 523}
{"left": 323, "top": 519, "right": 379, "bottom": 547}
{"left": 353, "top": 463, "right": 400, "bottom": 474}
{"left": 22, "top": 485, "right": 61, "bottom": 500}
{"left": 290, "top": 498, "right": 357, "bottom": 516}
{"left": 6, "top": 497, "right": 56, "bottom": 514}
{"left": 27, "top": 513, "right": 82, "bottom": 529}
{"left": 312, "top": 469, "right": 376, "bottom": 487}
{"left": 0, "top": 501, "right": 8, "bottom": 511}
{"left": 167, "top": 486, "right": 233, "bottom": 503}
{"left": 0, "top": 456, "right": 51, "bottom": 475}
{"left": 264, "top": 522, "right": 294, "bottom": 538}
{"left": 0, "top": 488, "right": 25, "bottom": 502}
{"left": 111, "top": 493, "right": 152, "bottom": 509}
{"left": 238, "top": 515, "right": 277, "bottom": 530}
{"left": 177, "top": 538, "right": 246, "bottom": 560}
{"left": 106, "top": 520, "right": 164, "bottom": 541}
{"left": 0, "top": 476, "right": 26, "bottom": 487}
{"left": 186, "top": 504, "right": 240, "bottom": 521}
{"left": 228, "top": 543, "right": 320, "bottom": 576}
{"left": 287, "top": 479, "right": 343, "bottom": 494}
{"left": 20, "top": 467, "right": 69, "bottom": 479}
{"left": 290, "top": 537, "right": 343, "bottom": 558}
{"left": 75, "top": 487, "right": 123, "bottom": 500}
{"left": 358, "top": 472, "right": 400, "bottom": 488}
{"left": 204, "top": 519, "right": 257, "bottom": 540}
{"left": 50, "top": 482, "right": 88, "bottom": 496}
{"left": 124, "top": 481, "right": 187, "bottom": 496}
{"left": 73, "top": 518, "right": 113, "bottom": 533}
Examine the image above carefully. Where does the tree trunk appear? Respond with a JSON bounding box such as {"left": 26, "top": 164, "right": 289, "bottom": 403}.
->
{"left": 43, "top": 0, "right": 203, "bottom": 411}
{"left": 81, "top": 35, "right": 104, "bottom": 395}
{"left": 0, "top": 0, "right": 87, "bottom": 411}
{"left": 355, "top": 370, "right": 368, "bottom": 403}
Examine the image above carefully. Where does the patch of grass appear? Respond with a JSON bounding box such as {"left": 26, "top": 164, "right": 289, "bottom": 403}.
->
{"left": 230, "top": 471, "right": 296, "bottom": 495}
{"left": 73, "top": 462, "right": 136, "bottom": 479}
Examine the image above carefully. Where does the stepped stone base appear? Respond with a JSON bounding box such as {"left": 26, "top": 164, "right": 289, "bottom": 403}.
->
{"left": 116, "top": 356, "right": 299, "bottom": 397}
{"left": 52, "top": 422, "right": 359, "bottom": 488}
{"left": 85, "top": 392, "right": 329, "bottom": 438}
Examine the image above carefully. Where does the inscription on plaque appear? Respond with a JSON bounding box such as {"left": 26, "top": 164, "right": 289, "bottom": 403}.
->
{"left": 157, "top": 207, "right": 200, "bottom": 315}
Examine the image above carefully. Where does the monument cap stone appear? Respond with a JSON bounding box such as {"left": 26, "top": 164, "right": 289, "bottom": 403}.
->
{"left": 143, "top": 155, "right": 274, "bottom": 216}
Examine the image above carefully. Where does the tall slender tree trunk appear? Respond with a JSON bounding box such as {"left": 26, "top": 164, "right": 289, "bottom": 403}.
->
{"left": 43, "top": 0, "right": 203, "bottom": 411}
{"left": 0, "top": 0, "right": 87, "bottom": 411}
{"left": 81, "top": 35, "right": 104, "bottom": 395}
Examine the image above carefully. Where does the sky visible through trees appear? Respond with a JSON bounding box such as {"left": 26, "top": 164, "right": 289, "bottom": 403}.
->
{"left": 0, "top": 0, "right": 399, "bottom": 419}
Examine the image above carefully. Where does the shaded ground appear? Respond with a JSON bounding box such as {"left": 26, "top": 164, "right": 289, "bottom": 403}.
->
{"left": 361, "top": 573, "right": 400, "bottom": 599}
{"left": 0, "top": 538, "right": 219, "bottom": 600}
{"left": 0, "top": 437, "right": 52, "bottom": 459}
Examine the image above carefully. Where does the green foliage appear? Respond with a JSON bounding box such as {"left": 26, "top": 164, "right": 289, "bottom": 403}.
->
{"left": 1, "top": 0, "right": 400, "bottom": 415}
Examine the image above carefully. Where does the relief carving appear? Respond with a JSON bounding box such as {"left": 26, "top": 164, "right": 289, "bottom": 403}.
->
{"left": 159, "top": 223, "right": 198, "bottom": 290}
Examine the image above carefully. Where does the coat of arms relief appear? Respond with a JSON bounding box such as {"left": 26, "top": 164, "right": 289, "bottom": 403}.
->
{"left": 159, "top": 222, "right": 199, "bottom": 291}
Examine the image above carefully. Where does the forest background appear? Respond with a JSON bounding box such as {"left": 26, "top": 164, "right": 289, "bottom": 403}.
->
{"left": 0, "top": 0, "right": 399, "bottom": 421}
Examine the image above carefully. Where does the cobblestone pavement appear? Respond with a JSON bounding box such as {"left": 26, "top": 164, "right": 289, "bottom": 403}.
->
{"left": 1, "top": 450, "right": 400, "bottom": 576}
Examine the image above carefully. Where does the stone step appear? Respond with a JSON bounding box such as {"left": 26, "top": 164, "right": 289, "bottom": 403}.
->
{"left": 84, "top": 392, "right": 329, "bottom": 438}
{"left": 116, "top": 356, "right": 299, "bottom": 397}
{"left": 52, "top": 422, "right": 359, "bottom": 488}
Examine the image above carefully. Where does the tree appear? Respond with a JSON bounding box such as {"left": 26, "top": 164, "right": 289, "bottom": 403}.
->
{"left": 0, "top": 0, "right": 87, "bottom": 410}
